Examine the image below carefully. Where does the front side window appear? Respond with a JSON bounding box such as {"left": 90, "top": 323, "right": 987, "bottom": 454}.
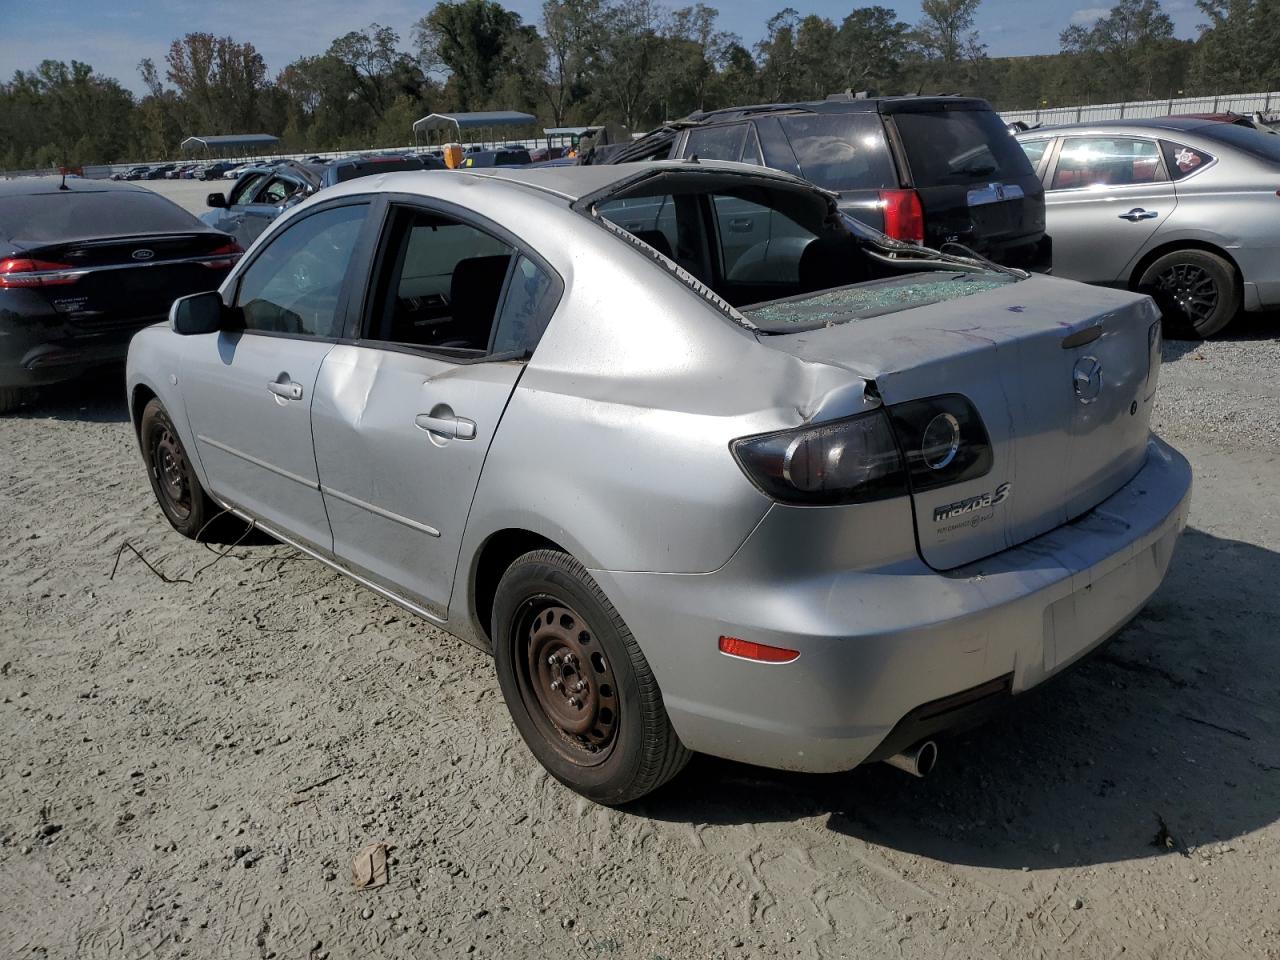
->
{"left": 1051, "top": 137, "right": 1166, "bottom": 190}
{"left": 230, "top": 173, "right": 267, "bottom": 206}
{"left": 235, "top": 204, "right": 367, "bottom": 337}
{"left": 259, "top": 176, "right": 300, "bottom": 206}
{"left": 684, "top": 124, "right": 748, "bottom": 162}
{"left": 366, "top": 208, "right": 516, "bottom": 352}
{"left": 778, "top": 113, "right": 896, "bottom": 191}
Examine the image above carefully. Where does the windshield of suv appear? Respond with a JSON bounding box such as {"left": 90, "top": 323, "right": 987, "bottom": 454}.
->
{"left": 895, "top": 108, "right": 1034, "bottom": 185}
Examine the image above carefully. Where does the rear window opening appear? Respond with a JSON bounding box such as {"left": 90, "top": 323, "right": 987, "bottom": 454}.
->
{"left": 590, "top": 169, "right": 1019, "bottom": 333}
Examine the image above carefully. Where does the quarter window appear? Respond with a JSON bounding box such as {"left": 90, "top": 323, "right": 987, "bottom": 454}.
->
{"left": 684, "top": 124, "right": 749, "bottom": 162}
{"left": 1051, "top": 137, "right": 1166, "bottom": 190}
{"left": 777, "top": 114, "right": 896, "bottom": 191}
{"left": 492, "top": 255, "right": 558, "bottom": 355}
{"left": 1161, "top": 141, "right": 1213, "bottom": 180}
{"left": 234, "top": 204, "right": 367, "bottom": 337}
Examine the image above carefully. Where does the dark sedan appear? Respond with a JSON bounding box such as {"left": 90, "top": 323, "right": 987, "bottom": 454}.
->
{"left": 0, "top": 178, "right": 241, "bottom": 412}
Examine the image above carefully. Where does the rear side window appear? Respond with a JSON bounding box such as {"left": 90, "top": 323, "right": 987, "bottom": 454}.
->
{"left": 0, "top": 188, "right": 201, "bottom": 243}
{"left": 1051, "top": 137, "right": 1166, "bottom": 190}
{"left": 778, "top": 114, "right": 896, "bottom": 191}
{"left": 1161, "top": 141, "right": 1214, "bottom": 180}
{"left": 895, "top": 109, "right": 1033, "bottom": 186}
{"left": 366, "top": 207, "right": 517, "bottom": 353}
{"left": 685, "top": 124, "right": 749, "bottom": 162}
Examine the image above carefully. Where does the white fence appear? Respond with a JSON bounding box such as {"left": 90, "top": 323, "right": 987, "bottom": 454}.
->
{"left": 1000, "top": 89, "right": 1280, "bottom": 125}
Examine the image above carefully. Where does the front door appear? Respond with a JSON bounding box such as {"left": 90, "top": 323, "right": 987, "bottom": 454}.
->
{"left": 1044, "top": 136, "right": 1178, "bottom": 284}
{"left": 311, "top": 202, "right": 561, "bottom": 615}
{"left": 181, "top": 201, "right": 369, "bottom": 551}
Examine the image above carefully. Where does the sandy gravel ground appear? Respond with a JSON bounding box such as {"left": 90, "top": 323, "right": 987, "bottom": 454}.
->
{"left": 2, "top": 310, "right": 1279, "bottom": 960}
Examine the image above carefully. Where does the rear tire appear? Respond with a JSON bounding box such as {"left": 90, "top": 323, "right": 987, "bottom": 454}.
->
{"left": 492, "top": 549, "right": 691, "bottom": 805}
{"left": 0, "top": 387, "right": 27, "bottom": 414}
{"left": 140, "top": 398, "right": 216, "bottom": 539}
{"left": 1138, "top": 249, "right": 1240, "bottom": 338}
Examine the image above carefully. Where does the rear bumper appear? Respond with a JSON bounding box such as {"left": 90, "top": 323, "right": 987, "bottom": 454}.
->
{"left": 0, "top": 307, "right": 157, "bottom": 388}
{"left": 593, "top": 435, "right": 1191, "bottom": 773}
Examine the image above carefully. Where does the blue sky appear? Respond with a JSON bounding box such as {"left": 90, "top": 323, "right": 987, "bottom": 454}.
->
{"left": 0, "top": 0, "right": 1205, "bottom": 95}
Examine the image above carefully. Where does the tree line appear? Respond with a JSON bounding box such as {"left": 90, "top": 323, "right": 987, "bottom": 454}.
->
{"left": 2, "top": 0, "right": 1277, "bottom": 169}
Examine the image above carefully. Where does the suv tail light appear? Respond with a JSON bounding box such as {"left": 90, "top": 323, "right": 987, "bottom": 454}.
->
{"left": 878, "top": 189, "right": 925, "bottom": 244}
{"left": 885, "top": 394, "right": 993, "bottom": 492}
{"left": 0, "top": 258, "right": 82, "bottom": 288}
{"left": 731, "top": 410, "right": 908, "bottom": 506}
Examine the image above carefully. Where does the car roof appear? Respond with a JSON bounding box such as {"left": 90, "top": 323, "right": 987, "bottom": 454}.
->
{"left": 688, "top": 94, "right": 993, "bottom": 124}
{"left": 0, "top": 177, "right": 149, "bottom": 198}
{"left": 448, "top": 159, "right": 818, "bottom": 202}
{"left": 1016, "top": 117, "right": 1224, "bottom": 136}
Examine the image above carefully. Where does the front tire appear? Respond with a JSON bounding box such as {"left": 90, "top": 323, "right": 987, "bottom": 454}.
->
{"left": 492, "top": 549, "right": 691, "bottom": 805}
{"left": 140, "top": 398, "right": 215, "bottom": 538}
{"left": 1138, "top": 249, "right": 1240, "bottom": 338}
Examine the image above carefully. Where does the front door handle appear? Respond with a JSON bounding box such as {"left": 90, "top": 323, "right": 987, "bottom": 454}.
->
{"left": 728, "top": 218, "right": 754, "bottom": 233}
{"left": 267, "top": 377, "right": 303, "bottom": 401}
{"left": 1118, "top": 208, "right": 1159, "bottom": 222}
{"left": 415, "top": 413, "right": 476, "bottom": 440}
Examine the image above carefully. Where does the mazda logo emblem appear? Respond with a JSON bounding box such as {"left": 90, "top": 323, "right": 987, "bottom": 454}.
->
{"left": 1073, "top": 356, "right": 1103, "bottom": 403}
{"left": 132, "top": 248, "right": 155, "bottom": 261}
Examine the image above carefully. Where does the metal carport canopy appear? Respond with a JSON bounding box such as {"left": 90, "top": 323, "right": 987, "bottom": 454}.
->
{"left": 412, "top": 111, "right": 536, "bottom": 135}
{"left": 180, "top": 134, "right": 281, "bottom": 151}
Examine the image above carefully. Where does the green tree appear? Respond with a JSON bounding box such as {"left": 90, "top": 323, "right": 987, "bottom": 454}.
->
{"left": 1190, "top": 0, "right": 1280, "bottom": 94}
{"left": 915, "top": 0, "right": 985, "bottom": 91}
{"left": 1059, "top": 0, "right": 1185, "bottom": 100}
{"left": 836, "top": 6, "right": 914, "bottom": 95}
{"left": 164, "top": 33, "right": 268, "bottom": 133}
{"left": 540, "top": 0, "right": 604, "bottom": 125}
{"left": 415, "top": 0, "right": 527, "bottom": 112}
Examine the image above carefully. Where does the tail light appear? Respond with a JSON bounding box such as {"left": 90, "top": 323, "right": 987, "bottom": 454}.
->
{"left": 0, "top": 258, "right": 82, "bottom": 288}
{"left": 731, "top": 395, "right": 992, "bottom": 505}
{"left": 885, "top": 394, "right": 993, "bottom": 492}
{"left": 202, "top": 242, "right": 243, "bottom": 270}
{"left": 731, "top": 410, "right": 907, "bottom": 506}
{"left": 878, "top": 189, "right": 925, "bottom": 243}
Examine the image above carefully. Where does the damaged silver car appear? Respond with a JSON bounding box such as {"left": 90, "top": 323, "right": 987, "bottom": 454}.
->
{"left": 126, "top": 161, "right": 1191, "bottom": 804}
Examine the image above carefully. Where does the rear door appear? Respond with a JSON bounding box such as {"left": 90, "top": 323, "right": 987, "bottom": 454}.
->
{"left": 1043, "top": 135, "right": 1177, "bottom": 284}
{"left": 181, "top": 201, "right": 369, "bottom": 551}
{"left": 310, "top": 200, "right": 561, "bottom": 615}
{"left": 889, "top": 104, "right": 1045, "bottom": 257}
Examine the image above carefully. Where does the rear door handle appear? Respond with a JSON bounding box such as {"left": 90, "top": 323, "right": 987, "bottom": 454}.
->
{"left": 728, "top": 218, "right": 754, "bottom": 233}
{"left": 415, "top": 413, "right": 476, "bottom": 440}
{"left": 267, "top": 377, "right": 303, "bottom": 401}
{"left": 1118, "top": 208, "right": 1159, "bottom": 222}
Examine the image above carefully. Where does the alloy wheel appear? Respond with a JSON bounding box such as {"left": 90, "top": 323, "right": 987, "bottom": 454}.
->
{"left": 1154, "top": 262, "right": 1219, "bottom": 326}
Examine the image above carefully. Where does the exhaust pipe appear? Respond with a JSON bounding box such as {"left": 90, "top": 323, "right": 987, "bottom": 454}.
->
{"left": 884, "top": 739, "right": 939, "bottom": 778}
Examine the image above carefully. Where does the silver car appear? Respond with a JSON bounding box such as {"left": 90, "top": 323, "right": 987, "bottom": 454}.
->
{"left": 1016, "top": 118, "right": 1280, "bottom": 336}
{"left": 126, "top": 162, "right": 1191, "bottom": 804}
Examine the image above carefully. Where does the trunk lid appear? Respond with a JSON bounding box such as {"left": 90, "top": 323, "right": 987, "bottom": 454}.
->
{"left": 21, "top": 233, "right": 236, "bottom": 332}
{"left": 757, "top": 274, "right": 1160, "bottom": 569}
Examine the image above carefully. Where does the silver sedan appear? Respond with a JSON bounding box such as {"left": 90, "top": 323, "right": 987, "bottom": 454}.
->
{"left": 1016, "top": 118, "right": 1280, "bottom": 336}
{"left": 126, "top": 161, "right": 1191, "bottom": 803}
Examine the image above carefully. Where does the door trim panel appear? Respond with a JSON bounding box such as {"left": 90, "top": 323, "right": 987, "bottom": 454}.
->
{"left": 196, "top": 433, "right": 319, "bottom": 490}
{"left": 320, "top": 484, "right": 442, "bottom": 538}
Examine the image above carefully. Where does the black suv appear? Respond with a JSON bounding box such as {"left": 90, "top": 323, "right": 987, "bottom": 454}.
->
{"left": 589, "top": 95, "right": 1049, "bottom": 270}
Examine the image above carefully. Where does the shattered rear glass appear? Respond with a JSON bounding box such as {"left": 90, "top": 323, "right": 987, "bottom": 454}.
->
{"left": 743, "top": 272, "right": 1012, "bottom": 333}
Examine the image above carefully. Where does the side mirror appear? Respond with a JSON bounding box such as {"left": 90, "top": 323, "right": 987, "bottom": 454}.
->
{"left": 170, "top": 291, "right": 228, "bottom": 336}
{"left": 206, "top": 192, "right": 227, "bottom": 209}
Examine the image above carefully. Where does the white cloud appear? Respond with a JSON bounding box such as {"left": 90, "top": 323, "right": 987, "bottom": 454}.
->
{"left": 1070, "top": 7, "right": 1111, "bottom": 25}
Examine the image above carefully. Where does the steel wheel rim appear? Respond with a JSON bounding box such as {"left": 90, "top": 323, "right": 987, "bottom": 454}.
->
{"left": 151, "top": 425, "right": 192, "bottom": 521}
{"left": 513, "top": 597, "right": 620, "bottom": 767}
{"left": 1155, "top": 263, "right": 1219, "bottom": 325}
